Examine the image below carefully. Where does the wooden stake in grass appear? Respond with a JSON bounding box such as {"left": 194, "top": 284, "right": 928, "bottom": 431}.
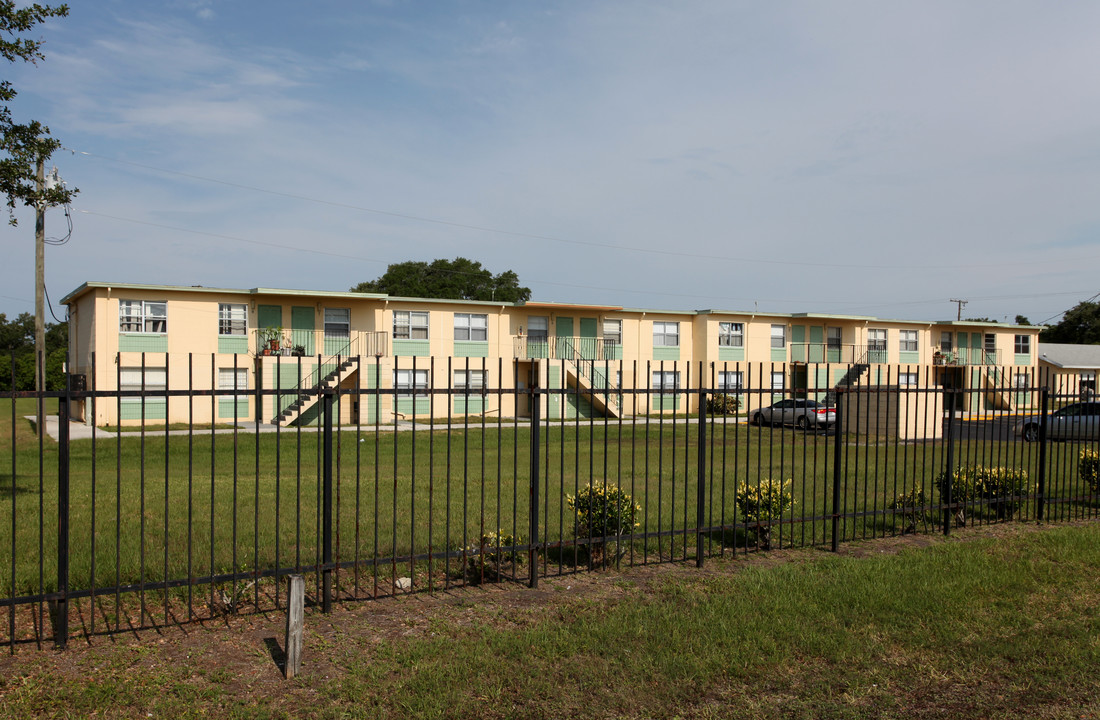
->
{"left": 285, "top": 575, "right": 305, "bottom": 679}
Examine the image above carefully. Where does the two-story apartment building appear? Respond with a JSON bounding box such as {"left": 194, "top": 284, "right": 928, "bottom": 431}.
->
{"left": 60, "top": 282, "right": 1041, "bottom": 427}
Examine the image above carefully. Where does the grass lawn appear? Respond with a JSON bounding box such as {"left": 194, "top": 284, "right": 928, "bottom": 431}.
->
{"left": 2, "top": 395, "right": 1097, "bottom": 604}
{"left": 0, "top": 521, "right": 1096, "bottom": 719}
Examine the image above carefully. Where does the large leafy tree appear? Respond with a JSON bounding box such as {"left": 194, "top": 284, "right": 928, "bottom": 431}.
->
{"left": 0, "top": 1, "right": 76, "bottom": 224}
{"left": 0, "top": 312, "right": 66, "bottom": 389}
{"left": 351, "top": 257, "right": 531, "bottom": 303}
{"left": 1040, "top": 301, "right": 1100, "bottom": 344}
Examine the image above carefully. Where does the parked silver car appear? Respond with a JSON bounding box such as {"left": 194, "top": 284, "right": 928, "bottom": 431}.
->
{"left": 751, "top": 399, "right": 835, "bottom": 430}
{"left": 1014, "top": 401, "right": 1100, "bottom": 442}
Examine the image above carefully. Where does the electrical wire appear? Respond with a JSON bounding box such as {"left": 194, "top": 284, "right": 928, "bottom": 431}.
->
{"left": 44, "top": 203, "right": 73, "bottom": 245}
{"left": 42, "top": 283, "right": 64, "bottom": 324}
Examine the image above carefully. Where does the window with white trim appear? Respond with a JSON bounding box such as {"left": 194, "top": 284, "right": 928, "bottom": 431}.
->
{"left": 771, "top": 371, "right": 785, "bottom": 391}
{"left": 454, "top": 313, "right": 487, "bottom": 341}
{"left": 653, "top": 321, "right": 679, "bottom": 347}
{"left": 1014, "top": 334, "right": 1031, "bottom": 355}
{"left": 898, "top": 372, "right": 918, "bottom": 386}
{"left": 218, "top": 367, "right": 248, "bottom": 400}
{"left": 1013, "top": 372, "right": 1029, "bottom": 389}
{"left": 393, "top": 311, "right": 428, "bottom": 340}
{"left": 770, "top": 324, "right": 786, "bottom": 349}
{"left": 527, "top": 316, "right": 548, "bottom": 342}
{"left": 984, "top": 333, "right": 996, "bottom": 351}
{"left": 652, "top": 370, "right": 680, "bottom": 394}
{"left": 940, "top": 332, "right": 953, "bottom": 352}
{"left": 827, "top": 327, "right": 842, "bottom": 349}
{"left": 325, "top": 308, "right": 350, "bottom": 338}
{"left": 603, "top": 319, "right": 622, "bottom": 345}
{"left": 218, "top": 303, "right": 247, "bottom": 336}
{"left": 867, "top": 329, "right": 887, "bottom": 353}
{"left": 719, "top": 322, "right": 743, "bottom": 347}
{"left": 1081, "top": 371, "right": 1096, "bottom": 395}
{"left": 119, "top": 300, "right": 166, "bottom": 334}
{"left": 394, "top": 369, "right": 429, "bottom": 397}
{"left": 717, "top": 371, "right": 743, "bottom": 393}
{"left": 899, "top": 330, "right": 918, "bottom": 352}
{"left": 454, "top": 369, "right": 486, "bottom": 393}
{"left": 120, "top": 366, "right": 167, "bottom": 393}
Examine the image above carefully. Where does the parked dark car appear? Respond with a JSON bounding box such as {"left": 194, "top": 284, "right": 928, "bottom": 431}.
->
{"left": 1014, "top": 401, "right": 1100, "bottom": 442}
{"left": 751, "top": 399, "right": 835, "bottom": 430}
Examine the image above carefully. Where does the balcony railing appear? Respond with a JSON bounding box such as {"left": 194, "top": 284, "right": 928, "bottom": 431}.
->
{"left": 788, "top": 343, "right": 861, "bottom": 364}
{"left": 931, "top": 347, "right": 1001, "bottom": 366}
{"left": 252, "top": 328, "right": 389, "bottom": 358}
{"left": 513, "top": 336, "right": 623, "bottom": 362}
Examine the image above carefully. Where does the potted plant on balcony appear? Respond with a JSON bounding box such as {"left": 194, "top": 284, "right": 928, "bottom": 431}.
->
{"left": 258, "top": 326, "right": 283, "bottom": 356}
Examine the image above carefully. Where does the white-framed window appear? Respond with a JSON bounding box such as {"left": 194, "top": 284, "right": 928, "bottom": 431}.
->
{"left": 454, "top": 369, "right": 486, "bottom": 393}
{"left": 1081, "top": 371, "right": 1096, "bottom": 395}
{"left": 394, "top": 369, "right": 429, "bottom": 397}
{"left": 120, "top": 366, "right": 168, "bottom": 393}
{"left": 770, "top": 324, "right": 786, "bottom": 349}
{"left": 984, "top": 333, "right": 996, "bottom": 351}
{"left": 898, "top": 372, "right": 919, "bottom": 386}
{"left": 119, "top": 300, "right": 166, "bottom": 334}
{"left": 218, "top": 367, "right": 248, "bottom": 399}
{"left": 719, "top": 322, "right": 743, "bottom": 347}
{"left": 652, "top": 370, "right": 680, "bottom": 395}
{"left": 218, "top": 303, "right": 247, "bottom": 336}
{"left": 454, "top": 313, "right": 487, "bottom": 341}
{"left": 394, "top": 311, "right": 428, "bottom": 340}
{"left": 899, "top": 330, "right": 918, "bottom": 353}
{"left": 827, "top": 327, "right": 842, "bottom": 349}
{"left": 717, "top": 371, "right": 743, "bottom": 393}
{"left": 1014, "top": 334, "right": 1031, "bottom": 355}
{"left": 527, "top": 316, "right": 548, "bottom": 342}
{"left": 867, "top": 329, "right": 887, "bottom": 353}
{"left": 603, "top": 319, "right": 622, "bottom": 345}
{"left": 1013, "top": 372, "right": 1029, "bottom": 389}
{"left": 653, "top": 321, "right": 679, "bottom": 347}
{"left": 940, "top": 332, "right": 953, "bottom": 352}
{"left": 325, "top": 308, "right": 350, "bottom": 338}
{"left": 771, "top": 371, "right": 785, "bottom": 391}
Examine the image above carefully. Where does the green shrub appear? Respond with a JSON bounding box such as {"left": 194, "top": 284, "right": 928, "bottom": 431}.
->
{"left": 567, "top": 484, "right": 640, "bottom": 564}
{"left": 1080, "top": 449, "right": 1100, "bottom": 493}
{"left": 935, "top": 465, "right": 1029, "bottom": 522}
{"left": 467, "top": 529, "right": 525, "bottom": 581}
{"left": 568, "top": 484, "right": 640, "bottom": 539}
{"left": 706, "top": 393, "right": 741, "bottom": 415}
{"left": 734, "top": 479, "right": 794, "bottom": 549}
{"left": 890, "top": 487, "right": 928, "bottom": 531}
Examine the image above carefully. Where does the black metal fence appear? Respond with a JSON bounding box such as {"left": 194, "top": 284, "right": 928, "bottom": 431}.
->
{"left": 2, "top": 356, "right": 1098, "bottom": 649}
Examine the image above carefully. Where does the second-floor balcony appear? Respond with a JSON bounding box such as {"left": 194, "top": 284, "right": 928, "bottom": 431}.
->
{"left": 932, "top": 347, "right": 1001, "bottom": 366}
{"left": 513, "top": 336, "right": 623, "bottom": 362}
{"left": 251, "top": 328, "right": 389, "bottom": 359}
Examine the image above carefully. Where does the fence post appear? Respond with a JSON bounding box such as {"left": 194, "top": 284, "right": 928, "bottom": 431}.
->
{"left": 1037, "top": 387, "right": 1048, "bottom": 522}
{"left": 55, "top": 389, "right": 70, "bottom": 648}
{"left": 830, "top": 392, "right": 843, "bottom": 552}
{"left": 696, "top": 380, "right": 706, "bottom": 568}
{"left": 321, "top": 391, "right": 333, "bottom": 613}
{"left": 529, "top": 388, "right": 540, "bottom": 589}
{"left": 943, "top": 389, "right": 955, "bottom": 536}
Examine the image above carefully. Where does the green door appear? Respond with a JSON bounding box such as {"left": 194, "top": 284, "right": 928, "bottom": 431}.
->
{"left": 578, "top": 317, "right": 597, "bottom": 358}
{"left": 556, "top": 317, "right": 574, "bottom": 359}
{"left": 791, "top": 325, "right": 806, "bottom": 362}
{"left": 257, "top": 305, "right": 282, "bottom": 352}
{"left": 808, "top": 326, "right": 824, "bottom": 363}
{"left": 291, "top": 306, "right": 315, "bottom": 355}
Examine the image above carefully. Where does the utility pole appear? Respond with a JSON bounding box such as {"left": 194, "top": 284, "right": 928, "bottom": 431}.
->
{"left": 950, "top": 298, "right": 967, "bottom": 322}
{"left": 35, "top": 154, "right": 45, "bottom": 438}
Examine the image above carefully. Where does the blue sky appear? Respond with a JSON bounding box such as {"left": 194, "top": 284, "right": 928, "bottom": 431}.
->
{"left": 4, "top": 0, "right": 1100, "bottom": 325}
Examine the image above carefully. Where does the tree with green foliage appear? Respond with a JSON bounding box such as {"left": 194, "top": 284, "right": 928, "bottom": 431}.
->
{"left": 0, "top": 311, "right": 66, "bottom": 389}
{"left": 351, "top": 257, "right": 531, "bottom": 303}
{"left": 1040, "top": 301, "right": 1100, "bottom": 344}
{"left": 0, "top": 1, "right": 76, "bottom": 224}
{"left": 1015, "top": 315, "right": 1031, "bottom": 325}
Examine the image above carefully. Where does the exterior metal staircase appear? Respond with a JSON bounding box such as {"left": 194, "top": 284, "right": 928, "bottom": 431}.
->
{"left": 273, "top": 358, "right": 359, "bottom": 426}
{"left": 559, "top": 338, "right": 622, "bottom": 418}
{"left": 826, "top": 361, "right": 870, "bottom": 404}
